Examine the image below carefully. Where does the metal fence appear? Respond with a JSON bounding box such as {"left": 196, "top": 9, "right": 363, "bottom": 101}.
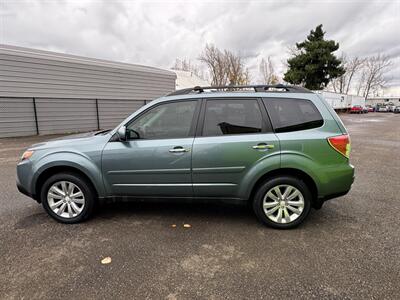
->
{"left": 0, "top": 97, "right": 148, "bottom": 138}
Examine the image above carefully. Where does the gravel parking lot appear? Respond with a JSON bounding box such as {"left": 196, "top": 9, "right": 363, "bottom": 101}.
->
{"left": 1, "top": 113, "right": 399, "bottom": 299}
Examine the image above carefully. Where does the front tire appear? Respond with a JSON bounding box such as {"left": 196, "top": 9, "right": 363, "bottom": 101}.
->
{"left": 41, "top": 172, "right": 96, "bottom": 223}
{"left": 253, "top": 176, "right": 312, "bottom": 229}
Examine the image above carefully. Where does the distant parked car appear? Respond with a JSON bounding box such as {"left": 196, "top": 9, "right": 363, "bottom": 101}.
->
{"left": 362, "top": 107, "right": 369, "bottom": 114}
{"left": 366, "top": 105, "right": 374, "bottom": 112}
{"left": 394, "top": 106, "right": 400, "bottom": 114}
{"left": 350, "top": 105, "right": 363, "bottom": 114}
{"left": 378, "top": 106, "right": 389, "bottom": 112}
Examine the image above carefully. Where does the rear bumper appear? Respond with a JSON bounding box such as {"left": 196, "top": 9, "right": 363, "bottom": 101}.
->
{"left": 321, "top": 190, "right": 351, "bottom": 202}
{"left": 313, "top": 164, "right": 355, "bottom": 209}
{"left": 313, "top": 189, "right": 351, "bottom": 209}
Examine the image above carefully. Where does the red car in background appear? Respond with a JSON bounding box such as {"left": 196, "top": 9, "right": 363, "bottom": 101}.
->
{"left": 366, "top": 105, "right": 374, "bottom": 112}
{"left": 350, "top": 105, "right": 363, "bottom": 114}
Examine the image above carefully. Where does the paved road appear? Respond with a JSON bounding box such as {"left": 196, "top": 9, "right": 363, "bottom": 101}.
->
{"left": 1, "top": 113, "right": 399, "bottom": 299}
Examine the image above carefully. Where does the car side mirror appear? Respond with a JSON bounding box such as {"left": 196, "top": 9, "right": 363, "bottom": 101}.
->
{"left": 117, "top": 126, "right": 127, "bottom": 141}
{"left": 127, "top": 129, "right": 140, "bottom": 140}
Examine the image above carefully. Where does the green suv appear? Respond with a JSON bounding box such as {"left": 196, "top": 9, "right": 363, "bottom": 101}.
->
{"left": 17, "top": 85, "right": 354, "bottom": 229}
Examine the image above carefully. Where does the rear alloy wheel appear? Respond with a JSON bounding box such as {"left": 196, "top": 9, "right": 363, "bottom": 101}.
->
{"left": 253, "top": 176, "right": 311, "bottom": 229}
{"left": 262, "top": 185, "right": 305, "bottom": 224}
{"left": 41, "top": 172, "right": 96, "bottom": 223}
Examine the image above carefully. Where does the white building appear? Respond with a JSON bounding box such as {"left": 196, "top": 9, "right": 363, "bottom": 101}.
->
{"left": 314, "top": 91, "right": 365, "bottom": 111}
{"left": 173, "top": 70, "right": 209, "bottom": 90}
{"left": 366, "top": 96, "right": 400, "bottom": 106}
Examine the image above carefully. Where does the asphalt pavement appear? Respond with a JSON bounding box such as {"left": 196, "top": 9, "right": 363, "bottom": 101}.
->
{"left": 0, "top": 112, "right": 399, "bottom": 299}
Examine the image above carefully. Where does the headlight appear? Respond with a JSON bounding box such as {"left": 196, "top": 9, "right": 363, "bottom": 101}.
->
{"left": 21, "top": 150, "right": 34, "bottom": 161}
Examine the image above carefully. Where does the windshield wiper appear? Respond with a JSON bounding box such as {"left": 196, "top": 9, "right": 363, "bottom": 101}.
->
{"left": 95, "top": 129, "right": 112, "bottom": 135}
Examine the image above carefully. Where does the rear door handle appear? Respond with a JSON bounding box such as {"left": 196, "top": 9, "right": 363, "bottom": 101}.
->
{"left": 169, "top": 146, "right": 189, "bottom": 153}
{"left": 252, "top": 143, "right": 275, "bottom": 150}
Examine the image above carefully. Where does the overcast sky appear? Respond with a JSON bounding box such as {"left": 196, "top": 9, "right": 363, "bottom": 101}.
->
{"left": 1, "top": 0, "right": 399, "bottom": 88}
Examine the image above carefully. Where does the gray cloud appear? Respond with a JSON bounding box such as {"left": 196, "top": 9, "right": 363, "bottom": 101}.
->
{"left": 1, "top": 0, "right": 399, "bottom": 88}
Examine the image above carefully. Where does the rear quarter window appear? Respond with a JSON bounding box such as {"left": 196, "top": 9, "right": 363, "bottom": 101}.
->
{"left": 263, "top": 98, "right": 323, "bottom": 133}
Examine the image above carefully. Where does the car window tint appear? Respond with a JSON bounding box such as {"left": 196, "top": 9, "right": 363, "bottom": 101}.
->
{"left": 264, "top": 98, "right": 323, "bottom": 133}
{"left": 203, "top": 99, "right": 262, "bottom": 136}
{"left": 127, "top": 101, "right": 197, "bottom": 139}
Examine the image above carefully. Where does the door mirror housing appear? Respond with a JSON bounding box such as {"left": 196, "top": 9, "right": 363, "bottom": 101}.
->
{"left": 117, "top": 126, "right": 127, "bottom": 141}
{"left": 127, "top": 129, "right": 140, "bottom": 139}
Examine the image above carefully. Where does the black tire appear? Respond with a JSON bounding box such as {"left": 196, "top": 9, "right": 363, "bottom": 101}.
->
{"left": 252, "top": 176, "right": 312, "bottom": 229}
{"left": 41, "top": 172, "right": 96, "bottom": 224}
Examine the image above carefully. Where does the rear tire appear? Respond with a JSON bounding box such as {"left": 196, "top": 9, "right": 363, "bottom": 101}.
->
{"left": 41, "top": 172, "right": 96, "bottom": 224}
{"left": 252, "top": 176, "right": 312, "bottom": 229}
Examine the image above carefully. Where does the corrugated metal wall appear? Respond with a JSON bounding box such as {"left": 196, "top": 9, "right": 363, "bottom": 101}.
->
{"left": 35, "top": 98, "right": 98, "bottom": 135}
{"left": 0, "top": 98, "right": 37, "bottom": 137}
{"left": 0, "top": 97, "right": 147, "bottom": 137}
{"left": 0, "top": 44, "right": 176, "bottom": 138}
{"left": 98, "top": 99, "right": 145, "bottom": 130}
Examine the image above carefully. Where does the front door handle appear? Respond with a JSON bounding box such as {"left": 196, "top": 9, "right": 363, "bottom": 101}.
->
{"left": 169, "top": 146, "right": 189, "bottom": 153}
{"left": 252, "top": 143, "right": 275, "bottom": 150}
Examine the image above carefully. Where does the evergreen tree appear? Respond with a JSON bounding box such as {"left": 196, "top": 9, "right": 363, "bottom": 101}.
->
{"left": 284, "top": 25, "right": 345, "bottom": 90}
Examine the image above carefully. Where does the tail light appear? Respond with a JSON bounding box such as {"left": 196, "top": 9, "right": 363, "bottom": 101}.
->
{"left": 328, "top": 134, "right": 351, "bottom": 158}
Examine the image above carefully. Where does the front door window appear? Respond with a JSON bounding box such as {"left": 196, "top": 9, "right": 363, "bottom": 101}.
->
{"left": 127, "top": 101, "right": 197, "bottom": 139}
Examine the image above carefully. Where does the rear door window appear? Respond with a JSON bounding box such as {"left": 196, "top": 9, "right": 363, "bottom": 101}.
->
{"left": 263, "top": 98, "right": 323, "bottom": 133}
{"left": 202, "top": 99, "right": 264, "bottom": 136}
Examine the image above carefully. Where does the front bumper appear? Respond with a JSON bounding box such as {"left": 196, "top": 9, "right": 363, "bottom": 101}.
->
{"left": 16, "top": 179, "right": 33, "bottom": 198}
{"left": 16, "top": 159, "right": 38, "bottom": 201}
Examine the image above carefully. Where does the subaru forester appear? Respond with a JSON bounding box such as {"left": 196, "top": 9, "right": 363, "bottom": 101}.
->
{"left": 17, "top": 84, "right": 354, "bottom": 229}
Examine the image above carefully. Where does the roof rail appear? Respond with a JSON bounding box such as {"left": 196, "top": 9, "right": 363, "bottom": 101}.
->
{"left": 167, "top": 84, "right": 311, "bottom": 96}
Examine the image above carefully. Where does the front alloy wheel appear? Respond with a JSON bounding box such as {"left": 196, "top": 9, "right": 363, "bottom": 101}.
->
{"left": 41, "top": 172, "right": 96, "bottom": 223}
{"left": 47, "top": 181, "right": 85, "bottom": 218}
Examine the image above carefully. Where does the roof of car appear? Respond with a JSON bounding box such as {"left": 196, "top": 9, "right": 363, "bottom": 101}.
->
{"left": 167, "top": 84, "right": 311, "bottom": 96}
{"left": 158, "top": 84, "right": 314, "bottom": 102}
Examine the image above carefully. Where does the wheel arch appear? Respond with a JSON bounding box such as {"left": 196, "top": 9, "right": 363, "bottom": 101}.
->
{"left": 34, "top": 165, "right": 99, "bottom": 202}
{"left": 248, "top": 168, "right": 320, "bottom": 209}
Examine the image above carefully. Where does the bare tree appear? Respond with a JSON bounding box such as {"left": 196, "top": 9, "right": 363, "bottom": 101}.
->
{"left": 356, "top": 69, "right": 367, "bottom": 96}
{"left": 172, "top": 58, "right": 189, "bottom": 71}
{"left": 281, "top": 46, "right": 301, "bottom": 85}
{"left": 325, "top": 54, "right": 390, "bottom": 97}
{"left": 330, "top": 54, "right": 347, "bottom": 93}
{"left": 225, "top": 50, "right": 249, "bottom": 85}
{"left": 199, "top": 44, "right": 228, "bottom": 86}
{"left": 241, "top": 68, "right": 251, "bottom": 85}
{"left": 260, "top": 57, "right": 278, "bottom": 84}
{"left": 362, "top": 54, "right": 392, "bottom": 98}
{"left": 199, "top": 44, "right": 249, "bottom": 86}
{"left": 287, "top": 45, "right": 301, "bottom": 57}
{"left": 345, "top": 56, "right": 365, "bottom": 94}
{"left": 330, "top": 54, "right": 365, "bottom": 94}
{"left": 171, "top": 58, "right": 205, "bottom": 80}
